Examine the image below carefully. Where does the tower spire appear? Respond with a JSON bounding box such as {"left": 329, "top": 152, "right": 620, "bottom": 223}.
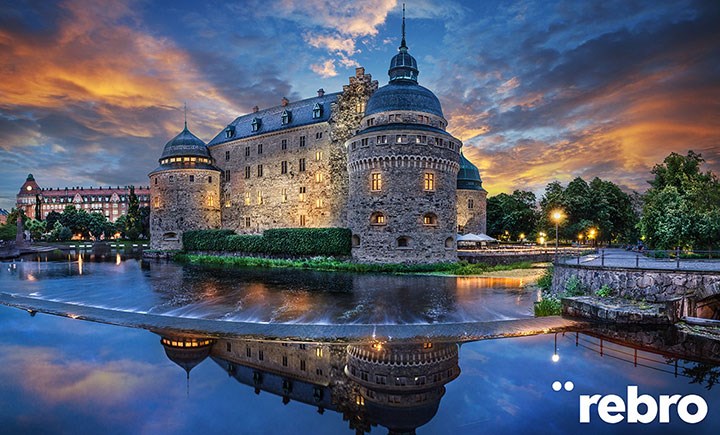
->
{"left": 400, "top": 3, "right": 407, "bottom": 50}
{"left": 183, "top": 102, "right": 187, "bottom": 129}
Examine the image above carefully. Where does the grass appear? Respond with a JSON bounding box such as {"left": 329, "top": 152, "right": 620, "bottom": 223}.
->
{"left": 534, "top": 297, "right": 562, "bottom": 316}
{"left": 173, "top": 253, "right": 534, "bottom": 275}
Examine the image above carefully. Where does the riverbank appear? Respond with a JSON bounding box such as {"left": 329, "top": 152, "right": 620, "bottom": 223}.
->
{"left": 174, "top": 253, "right": 538, "bottom": 276}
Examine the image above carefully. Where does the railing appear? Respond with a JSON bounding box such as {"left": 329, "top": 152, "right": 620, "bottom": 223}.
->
{"left": 556, "top": 248, "right": 720, "bottom": 272}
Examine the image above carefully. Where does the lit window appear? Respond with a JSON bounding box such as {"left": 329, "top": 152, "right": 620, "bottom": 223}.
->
{"left": 256, "top": 191, "right": 263, "bottom": 205}
{"left": 355, "top": 101, "right": 365, "bottom": 113}
{"left": 281, "top": 161, "right": 288, "bottom": 174}
{"left": 315, "top": 151, "right": 323, "bottom": 161}
{"left": 376, "top": 135, "right": 387, "bottom": 145}
{"left": 153, "top": 197, "right": 160, "bottom": 208}
{"left": 371, "top": 212, "right": 385, "bottom": 225}
{"left": 244, "top": 192, "right": 251, "bottom": 205}
{"left": 315, "top": 198, "right": 324, "bottom": 208}
{"left": 208, "top": 195, "right": 215, "bottom": 207}
{"left": 396, "top": 135, "right": 407, "bottom": 143}
{"left": 281, "top": 188, "right": 287, "bottom": 203}
{"left": 225, "top": 200, "right": 231, "bottom": 208}
{"left": 299, "top": 186, "right": 306, "bottom": 202}
{"left": 251, "top": 117, "right": 261, "bottom": 132}
{"left": 424, "top": 173, "right": 435, "bottom": 191}
{"left": 371, "top": 173, "right": 382, "bottom": 191}
{"left": 423, "top": 213, "right": 438, "bottom": 226}
{"left": 315, "top": 172, "right": 324, "bottom": 183}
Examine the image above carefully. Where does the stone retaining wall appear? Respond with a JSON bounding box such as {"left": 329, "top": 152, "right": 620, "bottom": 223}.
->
{"left": 553, "top": 263, "right": 720, "bottom": 302}
{"left": 459, "top": 252, "right": 552, "bottom": 265}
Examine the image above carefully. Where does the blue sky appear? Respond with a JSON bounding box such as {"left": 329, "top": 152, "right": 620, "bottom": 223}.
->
{"left": 1, "top": 0, "right": 718, "bottom": 210}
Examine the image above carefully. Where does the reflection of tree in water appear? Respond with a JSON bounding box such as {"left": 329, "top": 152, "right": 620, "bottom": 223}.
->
{"left": 683, "top": 362, "right": 720, "bottom": 390}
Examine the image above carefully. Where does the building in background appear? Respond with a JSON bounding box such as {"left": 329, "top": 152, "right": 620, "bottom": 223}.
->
{"left": 16, "top": 174, "right": 150, "bottom": 223}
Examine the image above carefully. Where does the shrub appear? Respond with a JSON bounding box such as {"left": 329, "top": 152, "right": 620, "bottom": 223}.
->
{"left": 182, "top": 229, "right": 236, "bottom": 251}
{"left": 564, "top": 275, "right": 588, "bottom": 296}
{"left": 536, "top": 265, "right": 554, "bottom": 292}
{"left": 596, "top": 285, "right": 614, "bottom": 297}
{"left": 534, "top": 297, "right": 562, "bottom": 316}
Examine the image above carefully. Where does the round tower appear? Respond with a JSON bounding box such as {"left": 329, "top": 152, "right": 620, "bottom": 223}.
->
{"left": 456, "top": 152, "right": 487, "bottom": 234}
{"left": 149, "top": 121, "right": 221, "bottom": 250}
{"left": 346, "top": 13, "right": 461, "bottom": 264}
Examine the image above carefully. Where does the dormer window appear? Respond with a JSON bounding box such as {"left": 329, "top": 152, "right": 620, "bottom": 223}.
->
{"left": 281, "top": 109, "right": 292, "bottom": 125}
{"left": 312, "top": 103, "right": 323, "bottom": 119}
{"left": 251, "top": 117, "right": 261, "bottom": 132}
{"left": 225, "top": 126, "right": 235, "bottom": 138}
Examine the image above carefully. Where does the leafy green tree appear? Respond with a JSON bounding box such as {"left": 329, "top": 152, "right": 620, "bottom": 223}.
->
{"left": 125, "top": 186, "right": 142, "bottom": 240}
{"left": 486, "top": 190, "right": 539, "bottom": 240}
{"left": 60, "top": 206, "right": 91, "bottom": 238}
{"left": 49, "top": 221, "right": 72, "bottom": 242}
{"left": 45, "top": 211, "right": 62, "bottom": 230}
{"left": 88, "top": 212, "right": 110, "bottom": 240}
{"left": 0, "top": 223, "right": 16, "bottom": 241}
{"left": 139, "top": 206, "right": 150, "bottom": 238}
{"left": 640, "top": 151, "right": 720, "bottom": 249}
{"left": 6, "top": 208, "right": 28, "bottom": 229}
{"left": 26, "top": 219, "right": 46, "bottom": 241}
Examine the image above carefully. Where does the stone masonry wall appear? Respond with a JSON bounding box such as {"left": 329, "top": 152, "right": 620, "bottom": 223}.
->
{"left": 150, "top": 168, "right": 221, "bottom": 250}
{"left": 553, "top": 264, "right": 720, "bottom": 302}
{"left": 456, "top": 189, "right": 487, "bottom": 234}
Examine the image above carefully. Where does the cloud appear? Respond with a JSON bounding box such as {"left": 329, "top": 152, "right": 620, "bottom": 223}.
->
{"left": 310, "top": 59, "right": 338, "bottom": 78}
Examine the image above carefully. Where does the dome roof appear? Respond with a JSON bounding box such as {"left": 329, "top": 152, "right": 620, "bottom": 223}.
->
{"left": 160, "top": 124, "right": 210, "bottom": 160}
{"left": 365, "top": 81, "right": 444, "bottom": 118}
{"left": 457, "top": 153, "right": 484, "bottom": 191}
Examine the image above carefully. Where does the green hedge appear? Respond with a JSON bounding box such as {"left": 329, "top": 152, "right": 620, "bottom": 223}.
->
{"left": 181, "top": 228, "right": 351, "bottom": 256}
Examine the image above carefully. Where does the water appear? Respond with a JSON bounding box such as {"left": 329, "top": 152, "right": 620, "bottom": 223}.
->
{"left": 0, "top": 305, "right": 717, "bottom": 434}
{"left": 0, "top": 253, "right": 538, "bottom": 324}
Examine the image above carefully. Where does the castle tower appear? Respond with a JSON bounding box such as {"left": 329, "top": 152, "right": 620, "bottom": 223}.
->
{"left": 456, "top": 152, "right": 487, "bottom": 234}
{"left": 16, "top": 174, "right": 42, "bottom": 218}
{"left": 149, "top": 120, "right": 221, "bottom": 250}
{"left": 346, "top": 10, "right": 461, "bottom": 263}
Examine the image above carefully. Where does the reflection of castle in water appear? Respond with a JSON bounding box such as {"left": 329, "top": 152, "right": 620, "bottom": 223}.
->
{"left": 157, "top": 331, "right": 459, "bottom": 435}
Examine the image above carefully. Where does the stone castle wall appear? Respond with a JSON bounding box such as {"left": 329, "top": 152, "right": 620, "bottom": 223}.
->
{"left": 150, "top": 168, "right": 221, "bottom": 250}
{"left": 456, "top": 189, "right": 487, "bottom": 234}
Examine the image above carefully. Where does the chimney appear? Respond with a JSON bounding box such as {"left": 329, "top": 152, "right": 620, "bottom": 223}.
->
{"left": 281, "top": 97, "right": 289, "bottom": 107}
{"left": 317, "top": 88, "right": 325, "bottom": 97}
{"left": 355, "top": 67, "right": 365, "bottom": 77}
{"left": 253, "top": 106, "right": 259, "bottom": 113}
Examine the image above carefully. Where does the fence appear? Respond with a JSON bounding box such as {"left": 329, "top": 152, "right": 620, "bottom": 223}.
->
{"left": 556, "top": 248, "right": 720, "bottom": 272}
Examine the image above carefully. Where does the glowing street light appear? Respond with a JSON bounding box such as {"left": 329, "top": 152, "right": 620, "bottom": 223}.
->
{"left": 551, "top": 210, "right": 564, "bottom": 261}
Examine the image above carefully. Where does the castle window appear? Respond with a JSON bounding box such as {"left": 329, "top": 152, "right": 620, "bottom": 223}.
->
{"left": 315, "top": 151, "right": 323, "bottom": 161}
{"left": 281, "top": 188, "right": 287, "bottom": 203}
{"left": 246, "top": 346, "right": 252, "bottom": 357}
{"left": 312, "top": 103, "right": 323, "bottom": 118}
{"left": 208, "top": 176, "right": 212, "bottom": 183}
{"left": 258, "top": 350, "right": 264, "bottom": 361}
{"left": 370, "top": 212, "right": 386, "bottom": 225}
{"left": 396, "top": 134, "right": 407, "bottom": 144}
{"left": 299, "top": 136, "right": 306, "bottom": 147}
{"left": 257, "top": 164, "right": 263, "bottom": 177}
{"left": 169, "top": 175, "right": 174, "bottom": 183}
{"left": 388, "top": 114, "right": 394, "bottom": 122}
{"left": 299, "top": 214, "right": 306, "bottom": 226}
{"left": 436, "top": 137, "right": 444, "bottom": 147}
{"left": 423, "top": 173, "right": 435, "bottom": 191}
{"left": 300, "top": 359, "right": 306, "bottom": 371}
{"left": 225, "top": 127, "right": 235, "bottom": 138}
{"left": 208, "top": 195, "right": 215, "bottom": 207}
{"left": 418, "top": 135, "right": 427, "bottom": 144}
{"left": 281, "top": 161, "right": 288, "bottom": 174}
{"left": 449, "top": 142, "right": 455, "bottom": 150}
{"left": 282, "top": 355, "right": 288, "bottom": 367}
{"left": 351, "top": 235, "right": 360, "bottom": 247}
{"left": 225, "top": 200, "right": 231, "bottom": 208}
{"left": 376, "top": 135, "right": 387, "bottom": 145}
{"left": 315, "top": 131, "right": 323, "bottom": 140}
{"left": 315, "top": 172, "right": 324, "bottom": 183}
{"left": 257, "top": 143, "right": 263, "bottom": 154}
{"left": 245, "top": 217, "right": 251, "bottom": 227}
{"left": 468, "top": 199, "right": 474, "bottom": 209}
{"left": 315, "top": 198, "right": 324, "bottom": 208}
{"left": 244, "top": 192, "right": 251, "bottom": 205}
{"left": 445, "top": 237, "right": 454, "bottom": 249}
{"left": 256, "top": 191, "right": 263, "bottom": 205}
{"left": 355, "top": 101, "right": 365, "bottom": 114}
{"left": 245, "top": 146, "right": 250, "bottom": 157}
{"left": 281, "top": 110, "right": 292, "bottom": 125}
{"left": 351, "top": 142, "right": 356, "bottom": 151}
{"left": 299, "top": 158, "right": 306, "bottom": 172}
{"left": 224, "top": 170, "right": 230, "bottom": 182}
{"left": 423, "top": 213, "right": 438, "bottom": 226}
{"left": 245, "top": 166, "right": 251, "bottom": 179}
{"left": 154, "top": 178, "right": 158, "bottom": 185}
{"left": 367, "top": 118, "right": 374, "bottom": 127}
{"left": 251, "top": 117, "right": 261, "bottom": 132}
{"left": 281, "top": 139, "right": 287, "bottom": 150}
{"left": 189, "top": 175, "right": 195, "bottom": 182}
{"left": 371, "top": 173, "right": 382, "bottom": 191}
{"left": 361, "top": 138, "right": 368, "bottom": 147}
{"left": 397, "top": 236, "right": 412, "bottom": 248}
{"left": 299, "top": 186, "right": 306, "bottom": 202}
{"left": 153, "top": 197, "right": 160, "bottom": 208}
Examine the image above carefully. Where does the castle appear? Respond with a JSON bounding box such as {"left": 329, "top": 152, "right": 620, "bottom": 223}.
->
{"left": 150, "top": 17, "right": 486, "bottom": 263}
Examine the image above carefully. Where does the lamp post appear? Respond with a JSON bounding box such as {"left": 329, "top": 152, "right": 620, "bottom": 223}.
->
{"left": 551, "top": 210, "right": 563, "bottom": 261}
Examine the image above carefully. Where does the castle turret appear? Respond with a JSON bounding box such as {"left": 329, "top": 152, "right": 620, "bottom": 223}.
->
{"left": 456, "top": 152, "right": 487, "bottom": 234}
{"left": 149, "top": 120, "right": 221, "bottom": 249}
{"left": 346, "top": 10, "right": 461, "bottom": 263}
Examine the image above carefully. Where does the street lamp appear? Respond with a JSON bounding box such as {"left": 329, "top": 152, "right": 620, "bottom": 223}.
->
{"left": 578, "top": 233, "right": 584, "bottom": 245}
{"left": 551, "top": 210, "right": 564, "bottom": 261}
{"left": 588, "top": 228, "right": 597, "bottom": 247}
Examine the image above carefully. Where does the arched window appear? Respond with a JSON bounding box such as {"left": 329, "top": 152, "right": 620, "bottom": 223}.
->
{"left": 396, "top": 236, "right": 412, "bottom": 248}
{"left": 370, "top": 212, "right": 386, "bottom": 225}
{"left": 423, "top": 213, "right": 438, "bottom": 226}
{"left": 351, "top": 235, "right": 361, "bottom": 247}
{"left": 162, "top": 232, "right": 178, "bottom": 241}
{"left": 445, "top": 237, "right": 454, "bottom": 249}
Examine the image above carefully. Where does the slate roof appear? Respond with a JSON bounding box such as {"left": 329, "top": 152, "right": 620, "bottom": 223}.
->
{"left": 365, "top": 80, "right": 444, "bottom": 118}
{"left": 208, "top": 93, "right": 340, "bottom": 147}
{"left": 160, "top": 125, "right": 210, "bottom": 159}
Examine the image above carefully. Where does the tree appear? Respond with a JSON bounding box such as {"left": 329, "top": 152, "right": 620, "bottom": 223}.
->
{"left": 60, "top": 205, "right": 91, "bottom": 238}
{"left": 88, "top": 212, "right": 110, "bottom": 240}
{"left": 486, "top": 190, "right": 539, "bottom": 240}
{"left": 125, "top": 186, "right": 143, "bottom": 240}
{"left": 26, "top": 219, "right": 46, "bottom": 241}
{"left": 640, "top": 151, "right": 720, "bottom": 250}
{"left": 6, "top": 208, "right": 28, "bottom": 229}
{"left": 45, "top": 211, "right": 62, "bottom": 230}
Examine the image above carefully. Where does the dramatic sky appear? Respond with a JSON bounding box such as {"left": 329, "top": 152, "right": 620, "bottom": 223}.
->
{"left": 1, "top": 0, "right": 719, "bottom": 210}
